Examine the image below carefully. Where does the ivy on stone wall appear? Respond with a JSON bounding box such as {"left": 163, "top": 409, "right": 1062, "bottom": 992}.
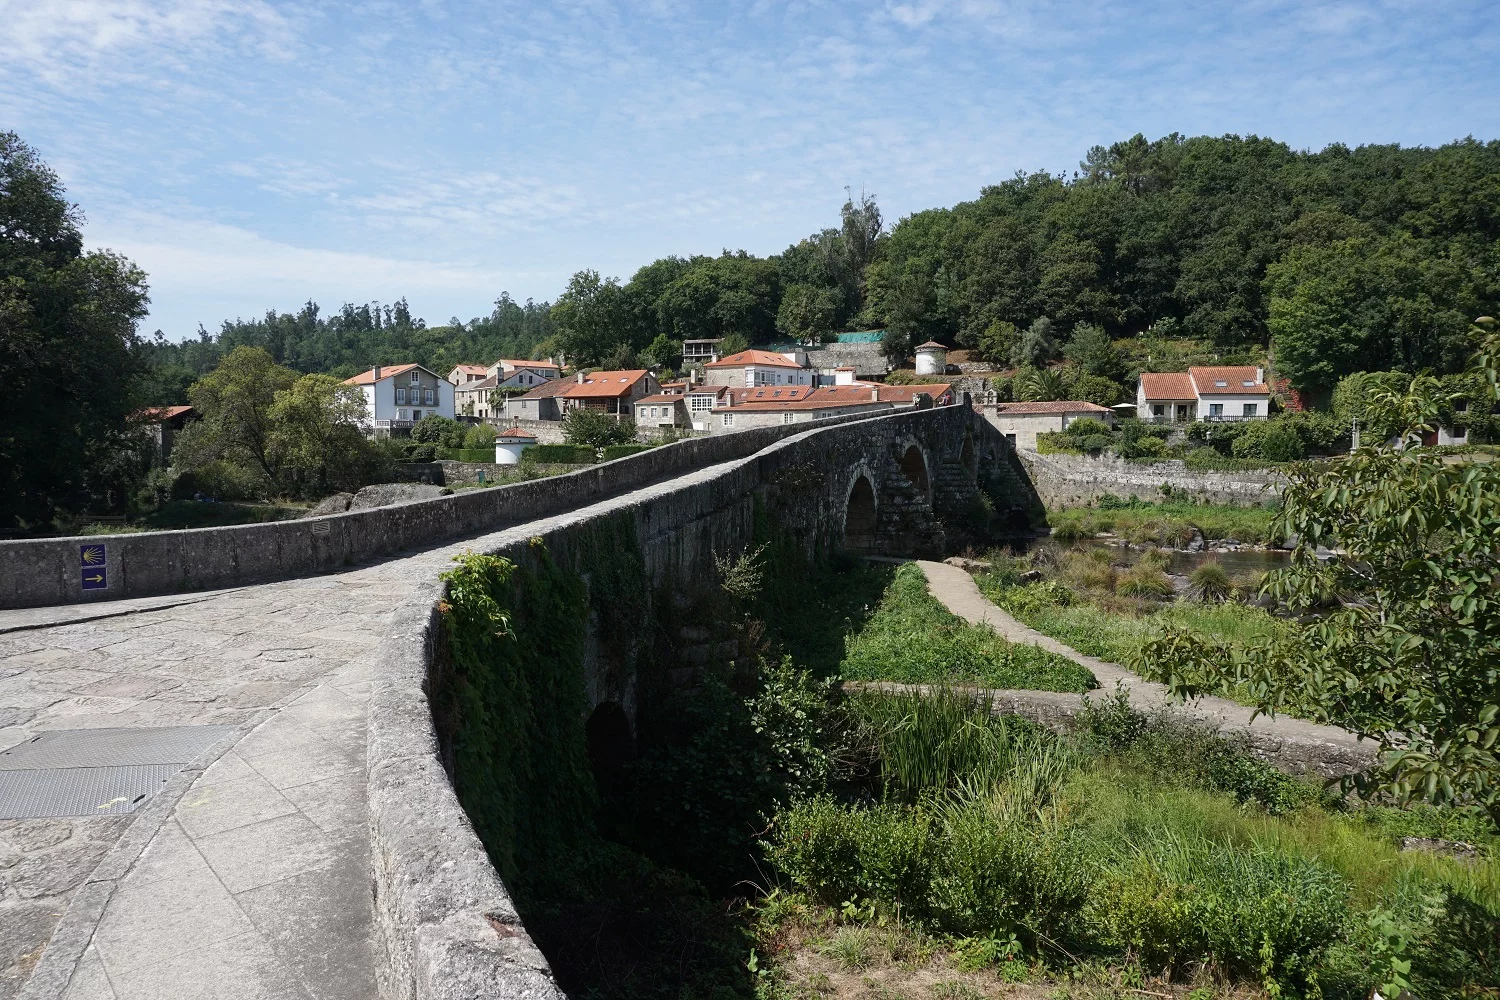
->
{"left": 436, "top": 543, "right": 596, "bottom": 890}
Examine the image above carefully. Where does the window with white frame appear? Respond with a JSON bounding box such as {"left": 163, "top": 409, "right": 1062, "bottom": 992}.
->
{"left": 397, "top": 408, "right": 407, "bottom": 420}
{"left": 1209, "top": 403, "right": 1223, "bottom": 417}
{"left": 410, "top": 371, "right": 420, "bottom": 384}
{"left": 721, "top": 412, "right": 734, "bottom": 427}
{"left": 395, "top": 388, "right": 406, "bottom": 404}
{"left": 782, "top": 412, "right": 795, "bottom": 424}
{"left": 425, "top": 389, "right": 434, "bottom": 404}
{"left": 689, "top": 394, "right": 713, "bottom": 412}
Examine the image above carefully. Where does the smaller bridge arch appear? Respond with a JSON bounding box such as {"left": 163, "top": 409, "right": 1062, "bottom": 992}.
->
{"left": 585, "top": 701, "right": 634, "bottom": 795}
{"left": 898, "top": 444, "right": 930, "bottom": 498}
{"left": 842, "top": 473, "right": 878, "bottom": 553}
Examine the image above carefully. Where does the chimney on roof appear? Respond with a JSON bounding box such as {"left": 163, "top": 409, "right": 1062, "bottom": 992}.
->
{"left": 373, "top": 365, "right": 382, "bottom": 382}
{"left": 577, "top": 371, "right": 585, "bottom": 384}
{"left": 1256, "top": 366, "right": 1264, "bottom": 384}
{"left": 871, "top": 386, "right": 879, "bottom": 402}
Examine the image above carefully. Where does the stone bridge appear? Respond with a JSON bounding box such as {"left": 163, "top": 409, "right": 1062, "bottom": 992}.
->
{"left": 0, "top": 404, "right": 1037, "bottom": 1000}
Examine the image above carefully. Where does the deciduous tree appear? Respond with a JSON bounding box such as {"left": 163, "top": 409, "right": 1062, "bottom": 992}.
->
{"left": 185, "top": 346, "right": 298, "bottom": 484}
{"left": 0, "top": 132, "right": 150, "bottom": 530}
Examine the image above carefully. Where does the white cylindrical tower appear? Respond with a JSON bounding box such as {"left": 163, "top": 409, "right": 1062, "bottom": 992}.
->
{"left": 914, "top": 341, "right": 947, "bottom": 376}
{"left": 495, "top": 427, "right": 538, "bottom": 465}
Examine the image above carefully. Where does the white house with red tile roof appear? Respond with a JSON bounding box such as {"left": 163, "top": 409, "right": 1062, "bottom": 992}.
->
{"left": 131, "top": 405, "right": 196, "bottom": 461}
{"left": 981, "top": 400, "right": 1115, "bottom": 450}
{"left": 342, "top": 364, "right": 455, "bottom": 433}
{"left": 702, "top": 349, "right": 813, "bottom": 388}
{"left": 1137, "top": 366, "right": 1269, "bottom": 423}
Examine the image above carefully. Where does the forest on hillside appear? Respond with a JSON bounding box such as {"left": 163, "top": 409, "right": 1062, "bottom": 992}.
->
{"left": 140, "top": 133, "right": 1500, "bottom": 404}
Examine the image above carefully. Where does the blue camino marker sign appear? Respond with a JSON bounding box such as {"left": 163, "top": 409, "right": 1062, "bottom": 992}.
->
{"left": 80, "top": 544, "right": 108, "bottom": 591}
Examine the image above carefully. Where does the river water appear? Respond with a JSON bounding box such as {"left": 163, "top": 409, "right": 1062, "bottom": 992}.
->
{"left": 1025, "top": 537, "right": 1291, "bottom": 583}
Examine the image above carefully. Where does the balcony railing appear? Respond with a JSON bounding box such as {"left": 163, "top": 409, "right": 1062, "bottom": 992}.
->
{"left": 1142, "top": 413, "right": 1266, "bottom": 424}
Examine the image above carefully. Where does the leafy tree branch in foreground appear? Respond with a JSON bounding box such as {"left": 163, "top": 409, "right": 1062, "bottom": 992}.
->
{"left": 1135, "top": 324, "right": 1500, "bottom": 821}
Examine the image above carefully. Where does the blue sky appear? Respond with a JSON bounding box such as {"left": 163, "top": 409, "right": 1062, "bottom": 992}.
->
{"left": 3, "top": 0, "right": 1498, "bottom": 339}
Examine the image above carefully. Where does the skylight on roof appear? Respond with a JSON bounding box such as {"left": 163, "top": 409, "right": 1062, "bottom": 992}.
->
{"left": 1242, "top": 380, "right": 1255, "bottom": 386}
{"left": 1215, "top": 380, "right": 1228, "bottom": 387}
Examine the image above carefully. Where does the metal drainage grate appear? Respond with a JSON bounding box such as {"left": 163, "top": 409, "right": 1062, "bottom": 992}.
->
{"left": 0, "top": 726, "right": 236, "bottom": 819}
{"left": 0, "top": 765, "right": 182, "bottom": 818}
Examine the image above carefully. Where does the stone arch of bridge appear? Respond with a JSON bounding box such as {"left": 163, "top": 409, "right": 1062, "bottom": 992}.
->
{"left": 842, "top": 467, "right": 879, "bottom": 553}
{"left": 585, "top": 701, "right": 634, "bottom": 798}
{"left": 894, "top": 437, "right": 931, "bottom": 500}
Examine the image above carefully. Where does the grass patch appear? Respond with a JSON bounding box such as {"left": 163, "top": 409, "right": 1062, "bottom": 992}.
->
{"left": 757, "top": 551, "right": 896, "bottom": 678}
{"left": 979, "top": 576, "right": 1287, "bottom": 666}
{"left": 840, "top": 564, "right": 1096, "bottom": 692}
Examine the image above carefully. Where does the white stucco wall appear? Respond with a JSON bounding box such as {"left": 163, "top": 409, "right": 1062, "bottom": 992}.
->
{"left": 1195, "top": 394, "right": 1266, "bottom": 420}
{"left": 915, "top": 348, "right": 946, "bottom": 376}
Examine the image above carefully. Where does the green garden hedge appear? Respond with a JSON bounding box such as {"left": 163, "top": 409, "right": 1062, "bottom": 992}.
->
{"left": 522, "top": 444, "right": 597, "bottom": 464}
{"left": 600, "top": 443, "right": 654, "bottom": 461}
{"left": 436, "top": 448, "right": 499, "bottom": 463}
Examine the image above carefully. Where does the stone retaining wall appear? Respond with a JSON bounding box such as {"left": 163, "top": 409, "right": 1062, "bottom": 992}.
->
{"left": 1020, "top": 451, "right": 1282, "bottom": 507}
{"left": 435, "top": 461, "right": 588, "bottom": 485}
{"left": 0, "top": 417, "right": 873, "bottom": 610}
{"left": 479, "top": 417, "right": 568, "bottom": 444}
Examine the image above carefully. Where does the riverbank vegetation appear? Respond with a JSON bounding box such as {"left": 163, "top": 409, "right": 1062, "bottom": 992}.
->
{"left": 981, "top": 570, "right": 1286, "bottom": 666}
{"left": 756, "top": 690, "right": 1499, "bottom": 1000}
{"left": 1134, "top": 353, "right": 1500, "bottom": 824}
{"left": 1047, "top": 494, "right": 1283, "bottom": 546}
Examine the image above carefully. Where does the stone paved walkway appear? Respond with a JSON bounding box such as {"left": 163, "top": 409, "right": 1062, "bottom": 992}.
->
{"left": 914, "top": 559, "right": 1374, "bottom": 769}
{"left": 0, "top": 536, "right": 509, "bottom": 1000}
{"left": 1, "top": 458, "right": 751, "bottom": 1000}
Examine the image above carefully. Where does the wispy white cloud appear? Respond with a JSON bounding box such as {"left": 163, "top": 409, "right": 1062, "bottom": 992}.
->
{"left": 89, "top": 213, "right": 555, "bottom": 329}
{"left": 0, "top": 0, "right": 298, "bottom": 83}
{"left": 3, "top": 0, "right": 1496, "bottom": 337}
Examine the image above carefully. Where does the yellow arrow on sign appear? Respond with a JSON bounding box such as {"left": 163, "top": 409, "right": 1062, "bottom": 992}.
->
{"left": 84, "top": 573, "right": 104, "bottom": 583}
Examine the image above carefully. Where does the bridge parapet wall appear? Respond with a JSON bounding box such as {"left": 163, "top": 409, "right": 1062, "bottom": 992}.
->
{"left": 368, "top": 405, "right": 1018, "bottom": 999}
{"left": 0, "top": 416, "right": 887, "bottom": 611}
